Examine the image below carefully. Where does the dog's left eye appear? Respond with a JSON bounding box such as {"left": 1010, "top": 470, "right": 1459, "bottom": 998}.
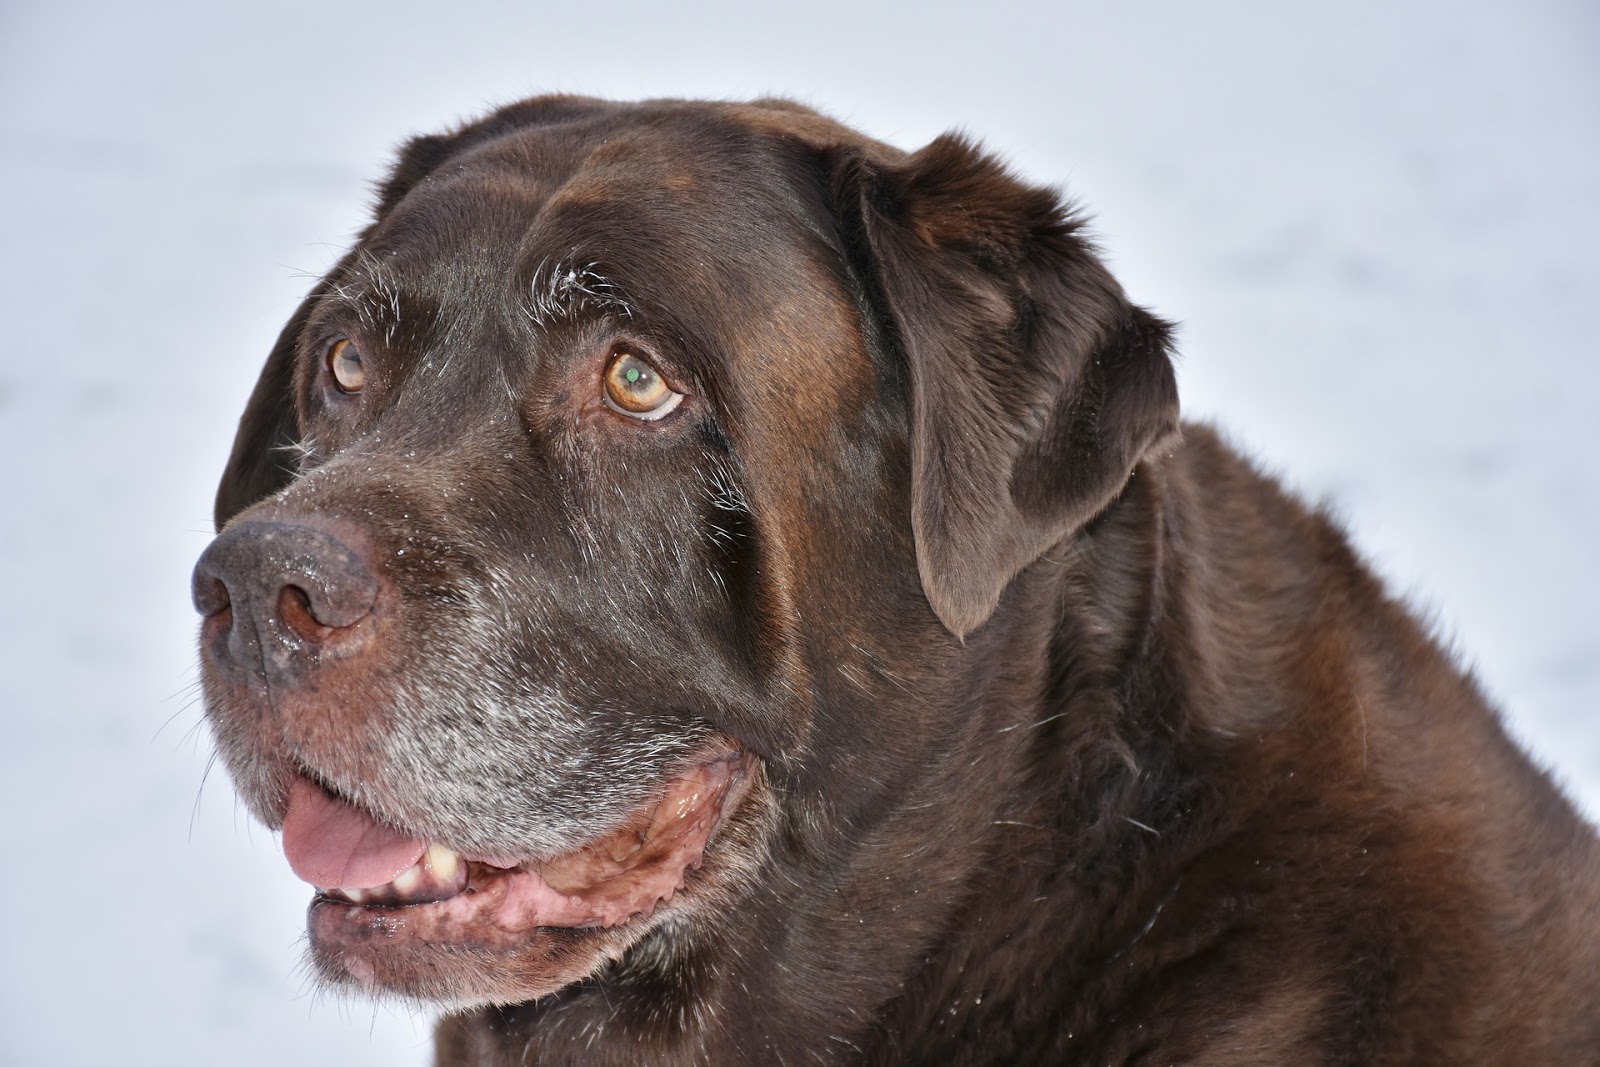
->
{"left": 603, "top": 349, "right": 682, "bottom": 420}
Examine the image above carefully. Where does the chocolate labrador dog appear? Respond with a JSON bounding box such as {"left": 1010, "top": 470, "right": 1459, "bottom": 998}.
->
{"left": 192, "top": 97, "right": 1600, "bottom": 1065}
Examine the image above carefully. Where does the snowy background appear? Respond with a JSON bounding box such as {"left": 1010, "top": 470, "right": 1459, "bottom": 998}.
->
{"left": 1, "top": 0, "right": 1595, "bottom": 1063}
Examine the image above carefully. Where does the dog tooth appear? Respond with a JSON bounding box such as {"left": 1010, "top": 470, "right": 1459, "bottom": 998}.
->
{"left": 392, "top": 861, "right": 425, "bottom": 895}
{"left": 425, "top": 843, "right": 460, "bottom": 881}
{"left": 607, "top": 831, "right": 647, "bottom": 863}
{"left": 339, "top": 887, "right": 367, "bottom": 904}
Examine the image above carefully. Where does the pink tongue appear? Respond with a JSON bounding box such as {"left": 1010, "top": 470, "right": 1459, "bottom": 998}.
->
{"left": 281, "top": 777, "right": 427, "bottom": 890}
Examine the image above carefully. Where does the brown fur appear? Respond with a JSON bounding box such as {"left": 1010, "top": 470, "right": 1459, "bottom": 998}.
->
{"left": 194, "top": 97, "right": 1600, "bottom": 1065}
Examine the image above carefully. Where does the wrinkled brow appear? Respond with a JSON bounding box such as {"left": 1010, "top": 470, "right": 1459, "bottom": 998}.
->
{"left": 525, "top": 258, "right": 637, "bottom": 328}
{"left": 324, "top": 250, "right": 407, "bottom": 348}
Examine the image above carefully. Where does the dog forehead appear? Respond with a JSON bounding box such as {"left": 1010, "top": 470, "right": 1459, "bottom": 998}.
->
{"left": 383, "top": 112, "right": 785, "bottom": 247}
{"left": 357, "top": 124, "right": 776, "bottom": 325}
{"left": 360, "top": 112, "right": 874, "bottom": 429}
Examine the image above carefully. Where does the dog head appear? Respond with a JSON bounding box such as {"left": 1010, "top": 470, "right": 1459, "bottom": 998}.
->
{"left": 193, "top": 96, "right": 1176, "bottom": 1009}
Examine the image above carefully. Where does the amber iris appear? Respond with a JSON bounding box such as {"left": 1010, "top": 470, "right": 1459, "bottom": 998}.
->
{"left": 328, "top": 339, "right": 366, "bottom": 393}
{"left": 603, "top": 349, "right": 680, "bottom": 418}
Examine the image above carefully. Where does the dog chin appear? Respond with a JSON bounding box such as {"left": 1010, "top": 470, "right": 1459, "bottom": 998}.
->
{"left": 292, "top": 746, "right": 754, "bottom": 1005}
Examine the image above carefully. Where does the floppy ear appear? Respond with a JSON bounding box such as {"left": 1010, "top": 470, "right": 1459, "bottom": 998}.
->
{"left": 213, "top": 291, "right": 316, "bottom": 529}
{"left": 832, "top": 135, "right": 1179, "bottom": 638}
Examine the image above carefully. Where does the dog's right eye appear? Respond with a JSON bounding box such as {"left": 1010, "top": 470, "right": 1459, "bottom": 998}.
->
{"left": 603, "top": 349, "right": 682, "bottom": 420}
{"left": 327, "top": 339, "right": 366, "bottom": 393}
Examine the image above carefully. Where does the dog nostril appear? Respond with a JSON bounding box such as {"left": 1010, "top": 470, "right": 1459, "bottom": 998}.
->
{"left": 193, "top": 576, "right": 232, "bottom": 618}
{"left": 192, "top": 520, "right": 379, "bottom": 672}
{"left": 279, "top": 585, "right": 337, "bottom": 643}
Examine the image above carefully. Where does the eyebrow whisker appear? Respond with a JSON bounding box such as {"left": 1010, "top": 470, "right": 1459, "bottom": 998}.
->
{"left": 526, "top": 256, "right": 637, "bottom": 327}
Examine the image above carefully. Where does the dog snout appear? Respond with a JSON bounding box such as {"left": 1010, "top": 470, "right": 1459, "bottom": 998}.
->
{"left": 192, "top": 520, "right": 379, "bottom": 681}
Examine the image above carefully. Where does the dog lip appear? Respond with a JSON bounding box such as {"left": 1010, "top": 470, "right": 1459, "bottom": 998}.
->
{"left": 305, "top": 744, "right": 749, "bottom": 937}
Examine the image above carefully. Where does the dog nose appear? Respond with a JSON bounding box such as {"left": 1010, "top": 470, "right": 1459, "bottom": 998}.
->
{"left": 192, "top": 521, "right": 379, "bottom": 681}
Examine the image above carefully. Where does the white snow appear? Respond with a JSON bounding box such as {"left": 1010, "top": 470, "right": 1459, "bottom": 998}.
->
{"left": 1, "top": 1, "right": 1594, "bottom": 1063}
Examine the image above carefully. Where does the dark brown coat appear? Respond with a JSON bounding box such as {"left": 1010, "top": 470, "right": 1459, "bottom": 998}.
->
{"left": 193, "top": 97, "right": 1600, "bottom": 1065}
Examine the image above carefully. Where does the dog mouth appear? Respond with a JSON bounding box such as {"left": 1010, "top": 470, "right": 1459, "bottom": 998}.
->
{"left": 282, "top": 746, "right": 751, "bottom": 998}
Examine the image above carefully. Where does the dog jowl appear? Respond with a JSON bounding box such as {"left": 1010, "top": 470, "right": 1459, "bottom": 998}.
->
{"left": 193, "top": 97, "right": 1600, "bottom": 1064}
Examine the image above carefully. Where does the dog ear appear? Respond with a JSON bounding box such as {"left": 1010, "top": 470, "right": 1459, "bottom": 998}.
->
{"left": 832, "top": 135, "right": 1179, "bottom": 638}
{"left": 212, "top": 289, "right": 318, "bottom": 529}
